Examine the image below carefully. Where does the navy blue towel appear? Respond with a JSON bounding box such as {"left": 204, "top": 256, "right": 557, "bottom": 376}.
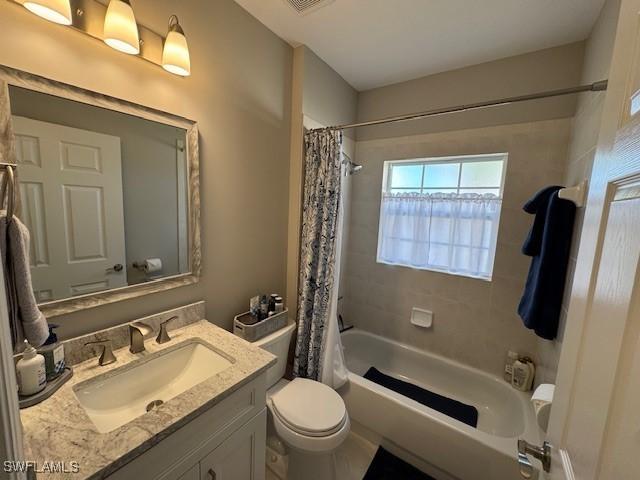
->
{"left": 364, "top": 447, "right": 437, "bottom": 480}
{"left": 518, "top": 186, "right": 576, "bottom": 340}
{"left": 363, "top": 367, "right": 478, "bottom": 428}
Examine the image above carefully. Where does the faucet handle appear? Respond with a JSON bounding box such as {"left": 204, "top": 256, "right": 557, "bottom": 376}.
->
{"left": 517, "top": 439, "right": 551, "bottom": 477}
{"left": 517, "top": 450, "right": 534, "bottom": 478}
{"left": 156, "top": 316, "right": 177, "bottom": 344}
{"left": 84, "top": 339, "right": 116, "bottom": 366}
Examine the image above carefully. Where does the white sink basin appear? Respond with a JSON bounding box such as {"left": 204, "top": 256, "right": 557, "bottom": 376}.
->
{"left": 73, "top": 339, "right": 234, "bottom": 433}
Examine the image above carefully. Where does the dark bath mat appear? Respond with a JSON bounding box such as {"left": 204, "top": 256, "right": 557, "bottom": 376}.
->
{"left": 363, "top": 367, "right": 478, "bottom": 428}
{"left": 364, "top": 447, "right": 437, "bottom": 480}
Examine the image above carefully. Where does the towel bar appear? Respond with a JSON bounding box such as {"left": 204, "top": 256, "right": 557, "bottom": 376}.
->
{"left": 558, "top": 180, "right": 587, "bottom": 207}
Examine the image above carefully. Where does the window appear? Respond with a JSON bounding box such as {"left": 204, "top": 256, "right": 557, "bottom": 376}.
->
{"left": 376, "top": 154, "right": 507, "bottom": 280}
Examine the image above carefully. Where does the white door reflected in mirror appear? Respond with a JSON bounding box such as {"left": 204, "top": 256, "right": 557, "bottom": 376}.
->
{"left": 13, "top": 116, "right": 127, "bottom": 302}
{"left": 8, "top": 85, "right": 191, "bottom": 305}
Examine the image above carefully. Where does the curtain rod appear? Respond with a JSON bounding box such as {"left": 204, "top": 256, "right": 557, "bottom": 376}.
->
{"left": 310, "top": 80, "right": 608, "bottom": 132}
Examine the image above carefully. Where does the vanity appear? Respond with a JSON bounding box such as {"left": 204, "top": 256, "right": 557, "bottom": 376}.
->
{"left": 20, "top": 302, "right": 276, "bottom": 480}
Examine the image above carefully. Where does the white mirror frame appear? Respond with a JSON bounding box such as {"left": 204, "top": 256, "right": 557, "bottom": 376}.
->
{"left": 0, "top": 64, "right": 201, "bottom": 317}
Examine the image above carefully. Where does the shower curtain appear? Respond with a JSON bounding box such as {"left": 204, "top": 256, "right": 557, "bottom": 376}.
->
{"left": 293, "top": 129, "right": 348, "bottom": 389}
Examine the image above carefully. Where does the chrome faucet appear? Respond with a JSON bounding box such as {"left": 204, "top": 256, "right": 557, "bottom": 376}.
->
{"left": 129, "top": 322, "right": 152, "bottom": 354}
{"left": 84, "top": 339, "right": 116, "bottom": 366}
{"left": 517, "top": 439, "right": 551, "bottom": 478}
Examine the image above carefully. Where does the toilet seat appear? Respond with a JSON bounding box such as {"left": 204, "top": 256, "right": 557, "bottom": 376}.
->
{"left": 272, "top": 408, "right": 347, "bottom": 437}
{"left": 267, "top": 378, "right": 350, "bottom": 453}
{"left": 270, "top": 378, "right": 347, "bottom": 436}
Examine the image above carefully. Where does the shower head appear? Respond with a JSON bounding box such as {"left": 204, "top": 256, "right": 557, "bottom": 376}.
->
{"left": 349, "top": 162, "right": 363, "bottom": 175}
{"left": 342, "top": 153, "right": 363, "bottom": 176}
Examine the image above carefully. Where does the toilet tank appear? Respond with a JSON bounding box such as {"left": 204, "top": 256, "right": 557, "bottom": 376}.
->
{"left": 254, "top": 322, "right": 297, "bottom": 388}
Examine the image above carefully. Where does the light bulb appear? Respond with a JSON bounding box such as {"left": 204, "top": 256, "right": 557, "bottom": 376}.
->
{"left": 103, "top": 0, "right": 140, "bottom": 55}
{"left": 162, "top": 15, "right": 191, "bottom": 77}
{"left": 23, "top": 0, "right": 72, "bottom": 25}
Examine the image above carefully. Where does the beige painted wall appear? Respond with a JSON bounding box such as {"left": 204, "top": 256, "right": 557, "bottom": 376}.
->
{"left": 344, "top": 118, "right": 572, "bottom": 376}
{"left": 0, "top": 0, "right": 293, "bottom": 339}
{"left": 302, "top": 48, "right": 358, "bottom": 138}
{"left": 286, "top": 46, "right": 358, "bottom": 314}
{"left": 356, "top": 42, "right": 585, "bottom": 141}
{"left": 536, "top": 0, "right": 621, "bottom": 386}
{"left": 9, "top": 86, "right": 186, "bottom": 284}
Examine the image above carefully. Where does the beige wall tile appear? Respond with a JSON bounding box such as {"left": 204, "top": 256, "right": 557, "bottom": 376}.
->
{"left": 342, "top": 118, "right": 572, "bottom": 377}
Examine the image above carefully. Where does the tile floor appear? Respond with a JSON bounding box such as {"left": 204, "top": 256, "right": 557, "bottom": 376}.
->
{"left": 334, "top": 432, "right": 379, "bottom": 479}
{"left": 266, "top": 432, "right": 378, "bottom": 480}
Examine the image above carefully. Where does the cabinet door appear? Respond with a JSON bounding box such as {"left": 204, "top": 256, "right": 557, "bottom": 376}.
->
{"left": 200, "top": 409, "right": 266, "bottom": 480}
{"left": 178, "top": 464, "right": 200, "bottom": 480}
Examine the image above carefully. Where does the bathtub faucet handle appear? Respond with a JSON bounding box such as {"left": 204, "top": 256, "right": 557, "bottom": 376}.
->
{"left": 517, "top": 450, "right": 534, "bottom": 478}
{"left": 517, "top": 439, "right": 551, "bottom": 477}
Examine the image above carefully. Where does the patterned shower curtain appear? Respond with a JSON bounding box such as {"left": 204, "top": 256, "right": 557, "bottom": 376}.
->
{"left": 293, "top": 129, "right": 343, "bottom": 380}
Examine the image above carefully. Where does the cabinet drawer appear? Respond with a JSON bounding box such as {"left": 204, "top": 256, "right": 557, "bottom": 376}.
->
{"left": 107, "top": 374, "right": 266, "bottom": 480}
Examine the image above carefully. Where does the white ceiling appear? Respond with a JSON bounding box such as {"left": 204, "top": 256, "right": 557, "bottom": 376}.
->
{"left": 233, "top": 0, "right": 607, "bottom": 91}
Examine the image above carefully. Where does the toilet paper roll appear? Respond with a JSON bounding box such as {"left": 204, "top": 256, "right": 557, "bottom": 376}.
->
{"left": 143, "top": 258, "right": 163, "bottom": 273}
{"left": 531, "top": 383, "right": 555, "bottom": 431}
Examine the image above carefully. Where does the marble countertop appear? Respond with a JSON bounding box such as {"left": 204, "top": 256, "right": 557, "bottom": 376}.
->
{"left": 20, "top": 320, "right": 276, "bottom": 479}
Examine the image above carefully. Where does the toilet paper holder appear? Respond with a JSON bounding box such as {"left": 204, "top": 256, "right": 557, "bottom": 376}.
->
{"left": 132, "top": 258, "right": 163, "bottom": 273}
{"left": 132, "top": 261, "right": 147, "bottom": 271}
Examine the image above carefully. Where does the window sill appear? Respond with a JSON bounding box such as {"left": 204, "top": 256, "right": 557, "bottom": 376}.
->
{"left": 375, "top": 258, "right": 493, "bottom": 282}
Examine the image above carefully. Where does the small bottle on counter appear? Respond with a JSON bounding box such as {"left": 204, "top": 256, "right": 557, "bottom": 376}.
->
{"left": 268, "top": 294, "right": 278, "bottom": 313}
{"left": 259, "top": 295, "right": 269, "bottom": 320}
{"left": 250, "top": 295, "right": 260, "bottom": 319}
{"left": 16, "top": 340, "right": 47, "bottom": 396}
{"left": 38, "top": 324, "right": 65, "bottom": 381}
{"left": 274, "top": 296, "right": 284, "bottom": 313}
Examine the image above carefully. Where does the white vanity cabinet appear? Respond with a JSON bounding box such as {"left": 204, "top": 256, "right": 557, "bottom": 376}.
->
{"left": 106, "top": 374, "right": 267, "bottom": 480}
{"left": 177, "top": 465, "right": 199, "bottom": 480}
{"left": 197, "top": 411, "right": 266, "bottom": 480}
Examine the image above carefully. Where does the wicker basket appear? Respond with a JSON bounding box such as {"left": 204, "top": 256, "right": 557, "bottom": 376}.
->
{"left": 233, "top": 309, "right": 288, "bottom": 342}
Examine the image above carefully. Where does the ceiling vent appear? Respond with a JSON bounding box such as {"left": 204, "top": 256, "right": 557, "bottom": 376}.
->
{"left": 284, "top": 0, "right": 336, "bottom": 15}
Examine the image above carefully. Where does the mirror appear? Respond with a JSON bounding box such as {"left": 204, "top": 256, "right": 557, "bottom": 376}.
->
{"left": 0, "top": 66, "right": 200, "bottom": 317}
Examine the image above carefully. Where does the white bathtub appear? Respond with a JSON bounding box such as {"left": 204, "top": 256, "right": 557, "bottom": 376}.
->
{"left": 339, "top": 329, "right": 542, "bottom": 480}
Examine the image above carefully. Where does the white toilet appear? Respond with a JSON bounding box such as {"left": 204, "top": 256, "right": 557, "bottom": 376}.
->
{"left": 255, "top": 322, "right": 350, "bottom": 480}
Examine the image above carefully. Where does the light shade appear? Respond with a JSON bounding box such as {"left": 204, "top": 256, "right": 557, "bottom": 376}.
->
{"left": 162, "top": 16, "right": 191, "bottom": 77}
{"left": 23, "top": 0, "right": 72, "bottom": 25}
{"left": 103, "top": 0, "right": 140, "bottom": 55}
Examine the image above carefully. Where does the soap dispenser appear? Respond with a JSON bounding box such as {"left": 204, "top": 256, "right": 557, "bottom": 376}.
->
{"left": 16, "top": 340, "right": 46, "bottom": 396}
{"left": 38, "top": 324, "right": 65, "bottom": 380}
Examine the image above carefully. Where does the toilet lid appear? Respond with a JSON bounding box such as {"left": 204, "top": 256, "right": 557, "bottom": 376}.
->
{"left": 270, "top": 378, "right": 347, "bottom": 436}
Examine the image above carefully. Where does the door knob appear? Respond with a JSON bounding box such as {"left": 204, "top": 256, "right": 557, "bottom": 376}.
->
{"left": 106, "top": 263, "right": 124, "bottom": 273}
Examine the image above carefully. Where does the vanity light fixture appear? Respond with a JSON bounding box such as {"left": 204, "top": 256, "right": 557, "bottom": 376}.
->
{"left": 162, "top": 15, "right": 191, "bottom": 77}
{"left": 23, "top": 0, "right": 72, "bottom": 25}
{"left": 103, "top": 0, "right": 140, "bottom": 55}
{"left": 11, "top": 0, "right": 192, "bottom": 76}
